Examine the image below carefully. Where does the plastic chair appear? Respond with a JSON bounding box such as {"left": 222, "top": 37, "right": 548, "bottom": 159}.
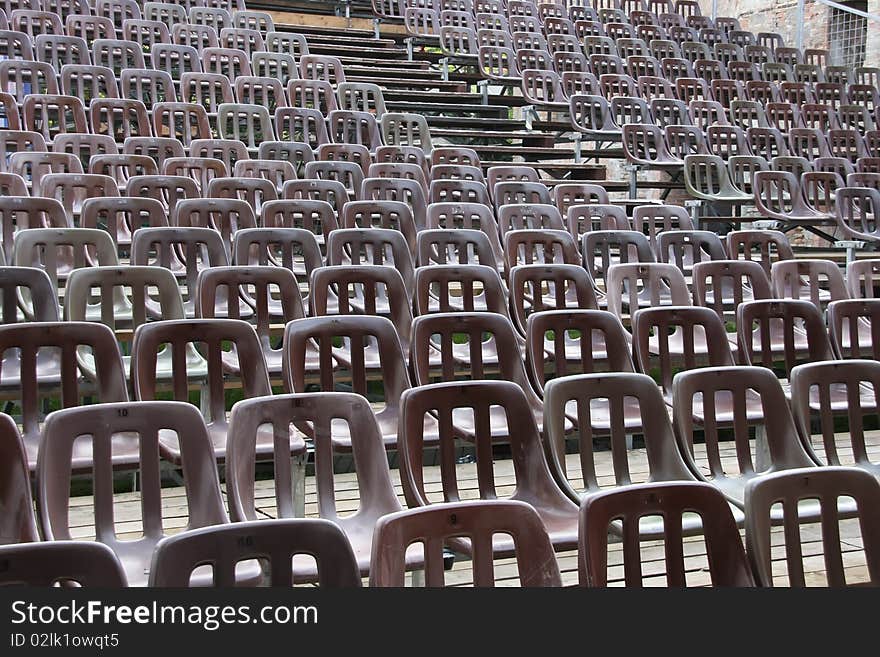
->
{"left": 725, "top": 229, "right": 794, "bottom": 277}
{"left": 370, "top": 500, "right": 561, "bottom": 587}
{"left": 0, "top": 413, "right": 38, "bottom": 544}
{"left": 0, "top": 321, "right": 128, "bottom": 469}
{"left": 226, "top": 392, "right": 410, "bottom": 578}
{"left": 744, "top": 467, "right": 880, "bottom": 586}
{"left": 38, "top": 401, "right": 235, "bottom": 587}
{"left": 149, "top": 518, "right": 361, "bottom": 587}
{"left": 771, "top": 259, "right": 849, "bottom": 308}
{"left": 580, "top": 481, "right": 754, "bottom": 587}
{"left": 399, "top": 377, "right": 577, "bottom": 549}
{"left": 283, "top": 316, "right": 412, "bottom": 449}
{"left": 326, "top": 228, "right": 415, "bottom": 301}
{"left": 0, "top": 541, "right": 127, "bottom": 586}
{"left": 673, "top": 364, "right": 824, "bottom": 513}
{"left": 131, "top": 318, "right": 281, "bottom": 464}
{"left": 790, "top": 359, "right": 880, "bottom": 474}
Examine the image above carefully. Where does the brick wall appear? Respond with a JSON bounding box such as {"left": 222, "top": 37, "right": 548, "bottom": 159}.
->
{"left": 699, "top": 0, "right": 879, "bottom": 66}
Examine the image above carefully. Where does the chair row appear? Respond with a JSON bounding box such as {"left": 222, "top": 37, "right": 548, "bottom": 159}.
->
{"left": 3, "top": 370, "right": 880, "bottom": 586}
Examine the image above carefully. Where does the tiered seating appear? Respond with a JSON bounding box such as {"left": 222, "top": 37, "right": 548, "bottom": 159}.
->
{"left": 0, "top": 0, "right": 879, "bottom": 589}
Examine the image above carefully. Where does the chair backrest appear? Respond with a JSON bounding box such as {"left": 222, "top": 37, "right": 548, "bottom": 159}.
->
{"left": 737, "top": 298, "right": 834, "bottom": 376}
{"left": 0, "top": 541, "right": 127, "bottom": 586}
{"left": 526, "top": 309, "right": 635, "bottom": 394}
{"left": 149, "top": 518, "right": 361, "bottom": 587}
{"left": 0, "top": 322, "right": 128, "bottom": 462}
{"left": 790, "top": 359, "right": 880, "bottom": 469}
{"left": 38, "top": 401, "right": 227, "bottom": 557}
{"left": 226, "top": 392, "right": 401, "bottom": 541}
{"left": 131, "top": 319, "right": 272, "bottom": 453}
{"left": 0, "top": 198, "right": 70, "bottom": 265}
{"left": 283, "top": 315, "right": 410, "bottom": 410}
{"left": 580, "top": 481, "right": 755, "bottom": 587}
{"left": 673, "top": 365, "right": 820, "bottom": 486}
{"left": 414, "top": 263, "right": 508, "bottom": 317}
{"left": 827, "top": 298, "right": 880, "bottom": 359}
{"left": 745, "top": 466, "right": 880, "bottom": 586}
{"left": 691, "top": 259, "right": 772, "bottom": 319}
{"left": 771, "top": 259, "right": 849, "bottom": 306}
{"left": 325, "top": 228, "right": 415, "bottom": 299}
{"left": 0, "top": 413, "right": 37, "bottom": 543}
{"left": 725, "top": 228, "right": 793, "bottom": 277}
{"left": 0, "top": 267, "right": 60, "bottom": 324}
{"left": 508, "top": 263, "right": 598, "bottom": 335}
{"left": 632, "top": 305, "right": 735, "bottom": 394}
{"left": 605, "top": 262, "right": 689, "bottom": 319}
{"left": 369, "top": 500, "right": 561, "bottom": 587}
{"left": 398, "top": 379, "right": 578, "bottom": 524}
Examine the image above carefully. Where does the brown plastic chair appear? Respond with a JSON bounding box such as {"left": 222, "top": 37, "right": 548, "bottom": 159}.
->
{"left": 425, "top": 202, "right": 504, "bottom": 269}
{"left": 833, "top": 187, "right": 880, "bottom": 243}
{"left": 232, "top": 227, "right": 323, "bottom": 307}
{"left": 341, "top": 200, "right": 416, "bottom": 257}
{"left": 174, "top": 197, "right": 257, "bottom": 262}
{"left": 226, "top": 392, "right": 410, "bottom": 578}
{"left": 744, "top": 466, "right": 880, "bottom": 587}
{"left": 131, "top": 319, "right": 281, "bottom": 464}
{"left": 9, "top": 151, "right": 81, "bottom": 192}
{"left": 414, "top": 263, "right": 509, "bottom": 319}
{"left": 258, "top": 200, "right": 334, "bottom": 245}
{"left": 497, "top": 203, "right": 565, "bottom": 236}
{"left": 655, "top": 229, "right": 727, "bottom": 277}
{"left": 130, "top": 226, "right": 229, "bottom": 317}
{"left": 566, "top": 204, "right": 630, "bottom": 241}
{"left": 64, "top": 264, "right": 195, "bottom": 380}
{"left": 89, "top": 154, "right": 158, "bottom": 188}
{"left": 0, "top": 541, "right": 128, "bottom": 586}
{"left": 38, "top": 401, "right": 234, "bottom": 587}
{"left": 508, "top": 263, "right": 598, "bottom": 338}
{"left": 122, "top": 136, "right": 184, "bottom": 171}
{"left": 737, "top": 299, "right": 834, "bottom": 383}
{"left": 692, "top": 259, "right": 772, "bottom": 325}
{"left": 633, "top": 305, "right": 735, "bottom": 401}
{"left": 235, "top": 159, "right": 296, "bottom": 194}
{"left": 0, "top": 412, "right": 38, "bottom": 544}
{"left": 790, "top": 359, "right": 880, "bottom": 474}
{"left": 151, "top": 101, "right": 212, "bottom": 147}
{"left": 38, "top": 173, "right": 119, "bottom": 221}
{"left": 503, "top": 229, "right": 580, "bottom": 279}
{"left": 0, "top": 321, "right": 128, "bottom": 469}
{"left": 673, "top": 365, "right": 822, "bottom": 512}
{"left": 725, "top": 229, "right": 793, "bottom": 277}
{"left": 828, "top": 298, "right": 880, "bottom": 359}
{"left": 416, "top": 229, "right": 499, "bottom": 271}
{"left": 326, "top": 228, "right": 415, "bottom": 301}
{"left": 162, "top": 156, "right": 228, "bottom": 193}
{"left": 13, "top": 227, "right": 119, "bottom": 297}
{"left": 286, "top": 78, "right": 337, "bottom": 115}
{"left": 580, "top": 481, "right": 754, "bottom": 587}
{"left": 398, "top": 379, "right": 579, "bottom": 552}
{"left": 362, "top": 177, "right": 428, "bottom": 231}
{"left": 126, "top": 174, "right": 199, "bottom": 217}
{"left": 0, "top": 197, "right": 70, "bottom": 265}
{"left": 429, "top": 178, "right": 491, "bottom": 207}
{"left": 370, "top": 500, "right": 561, "bottom": 587}
{"left": 631, "top": 204, "right": 694, "bottom": 249}
{"left": 283, "top": 179, "right": 347, "bottom": 220}
{"left": 605, "top": 260, "right": 686, "bottom": 323}
{"left": 206, "top": 177, "right": 278, "bottom": 218}
{"left": 283, "top": 315, "right": 413, "bottom": 450}
{"left": 771, "top": 259, "right": 849, "bottom": 308}
{"left": 409, "top": 312, "right": 553, "bottom": 438}
{"left": 309, "top": 264, "right": 412, "bottom": 357}
{"left": 149, "top": 518, "right": 361, "bottom": 587}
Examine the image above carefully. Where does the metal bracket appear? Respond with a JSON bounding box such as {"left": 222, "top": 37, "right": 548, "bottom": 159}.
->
{"left": 835, "top": 239, "right": 865, "bottom": 264}
{"left": 625, "top": 164, "right": 639, "bottom": 200}
{"left": 477, "top": 79, "right": 489, "bottom": 105}
{"left": 573, "top": 134, "right": 582, "bottom": 164}
{"left": 685, "top": 199, "right": 701, "bottom": 228}
{"left": 405, "top": 37, "right": 414, "bottom": 61}
{"left": 438, "top": 57, "right": 449, "bottom": 82}
{"left": 523, "top": 105, "right": 537, "bottom": 131}
{"left": 373, "top": 17, "right": 380, "bottom": 40}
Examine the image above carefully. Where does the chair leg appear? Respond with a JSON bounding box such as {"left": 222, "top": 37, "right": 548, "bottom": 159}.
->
{"left": 291, "top": 453, "right": 307, "bottom": 518}
{"left": 754, "top": 424, "right": 770, "bottom": 472}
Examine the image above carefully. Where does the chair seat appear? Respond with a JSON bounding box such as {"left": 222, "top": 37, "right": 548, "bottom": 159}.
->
{"left": 159, "top": 422, "right": 308, "bottom": 464}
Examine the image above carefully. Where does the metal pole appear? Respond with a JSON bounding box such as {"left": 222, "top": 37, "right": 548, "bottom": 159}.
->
{"left": 797, "top": 0, "right": 806, "bottom": 51}
{"left": 711, "top": 0, "right": 717, "bottom": 20}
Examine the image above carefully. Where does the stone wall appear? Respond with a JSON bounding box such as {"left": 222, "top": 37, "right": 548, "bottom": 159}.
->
{"left": 699, "top": 0, "right": 879, "bottom": 67}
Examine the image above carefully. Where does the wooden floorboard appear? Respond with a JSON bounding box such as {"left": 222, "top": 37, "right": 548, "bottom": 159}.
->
{"left": 66, "top": 430, "right": 880, "bottom": 587}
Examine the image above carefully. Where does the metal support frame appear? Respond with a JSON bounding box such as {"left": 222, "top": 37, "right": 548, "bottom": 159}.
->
{"left": 835, "top": 239, "right": 866, "bottom": 264}
{"left": 685, "top": 199, "right": 702, "bottom": 229}
{"left": 626, "top": 164, "right": 639, "bottom": 199}
{"left": 477, "top": 79, "right": 489, "bottom": 105}
{"left": 573, "top": 134, "right": 582, "bottom": 163}
{"left": 438, "top": 57, "right": 449, "bottom": 82}
{"left": 405, "top": 37, "right": 414, "bottom": 61}
{"left": 373, "top": 17, "right": 380, "bottom": 40}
